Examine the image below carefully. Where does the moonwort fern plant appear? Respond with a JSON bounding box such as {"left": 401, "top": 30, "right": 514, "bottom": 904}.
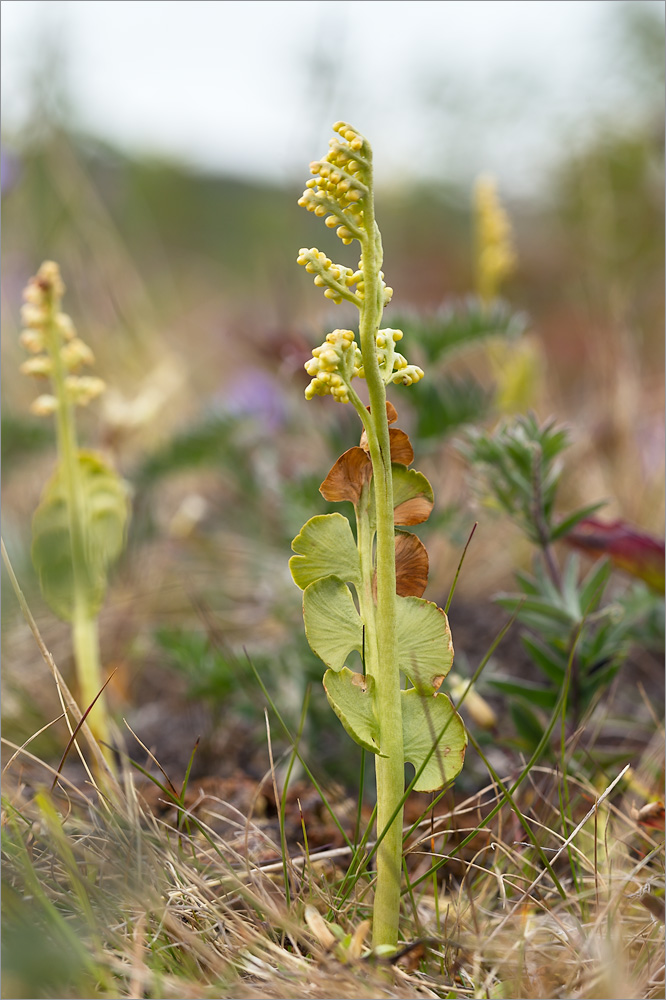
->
{"left": 290, "top": 122, "right": 466, "bottom": 951}
{"left": 18, "top": 262, "right": 129, "bottom": 773}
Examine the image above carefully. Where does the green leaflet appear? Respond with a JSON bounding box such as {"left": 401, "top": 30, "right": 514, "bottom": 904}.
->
{"left": 322, "top": 666, "right": 467, "bottom": 788}
{"left": 323, "top": 667, "right": 383, "bottom": 754}
{"left": 510, "top": 702, "right": 545, "bottom": 755}
{"left": 401, "top": 689, "right": 467, "bottom": 792}
{"left": 486, "top": 675, "right": 557, "bottom": 709}
{"left": 31, "top": 450, "right": 130, "bottom": 622}
{"left": 396, "top": 596, "right": 454, "bottom": 695}
{"left": 303, "top": 576, "right": 364, "bottom": 671}
{"left": 290, "top": 513, "right": 361, "bottom": 590}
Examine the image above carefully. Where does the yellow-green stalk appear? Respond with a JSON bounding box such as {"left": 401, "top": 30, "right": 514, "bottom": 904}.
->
{"left": 474, "top": 175, "right": 543, "bottom": 413}
{"left": 20, "top": 262, "right": 128, "bottom": 773}
{"left": 474, "top": 174, "right": 516, "bottom": 305}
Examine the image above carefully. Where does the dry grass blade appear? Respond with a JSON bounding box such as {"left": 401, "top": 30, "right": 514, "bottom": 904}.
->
{"left": 3, "top": 735, "right": 664, "bottom": 999}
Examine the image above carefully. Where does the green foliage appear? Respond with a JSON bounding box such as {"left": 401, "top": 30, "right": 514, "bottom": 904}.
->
{"left": 135, "top": 414, "right": 254, "bottom": 491}
{"left": 303, "top": 576, "right": 363, "bottom": 672}
{"left": 291, "top": 448, "right": 466, "bottom": 781}
{"left": 509, "top": 700, "right": 547, "bottom": 756}
{"left": 490, "top": 555, "right": 634, "bottom": 715}
{"left": 391, "top": 298, "right": 527, "bottom": 442}
{"left": 401, "top": 688, "right": 468, "bottom": 791}
{"left": 399, "top": 373, "right": 493, "bottom": 440}
{"left": 394, "top": 297, "right": 527, "bottom": 365}
{"left": 290, "top": 513, "right": 361, "bottom": 590}
{"left": 321, "top": 669, "right": 468, "bottom": 791}
{"left": 323, "top": 668, "right": 382, "bottom": 754}
{"left": 31, "top": 450, "right": 130, "bottom": 621}
{"left": 396, "top": 596, "right": 454, "bottom": 696}
{"left": 460, "top": 412, "right": 604, "bottom": 546}
{"left": 460, "top": 411, "right": 664, "bottom": 731}
{"left": 2, "top": 880, "right": 96, "bottom": 1000}
{"left": 619, "top": 579, "right": 665, "bottom": 650}
{"left": 154, "top": 627, "right": 250, "bottom": 702}
{"left": 1, "top": 414, "right": 52, "bottom": 471}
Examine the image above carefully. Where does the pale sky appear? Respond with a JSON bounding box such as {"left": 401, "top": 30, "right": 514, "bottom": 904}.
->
{"left": 1, "top": 1, "right": 663, "bottom": 193}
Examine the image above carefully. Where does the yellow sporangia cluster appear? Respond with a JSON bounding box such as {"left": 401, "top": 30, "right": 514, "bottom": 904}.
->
{"left": 368, "top": 328, "right": 424, "bottom": 388}
{"left": 296, "top": 247, "right": 393, "bottom": 307}
{"left": 304, "top": 327, "right": 424, "bottom": 404}
{"left": 304, "top": 328, "right": 359, "bottom": 403}
{"left": 474, "top": 174, "right": 516, "bottom": 304}
{"left": 297, "top": 123, "right": 424, "bottom": 404}
{"left": 296, "top": 122, "right": 393, "bottom": 307}
{"left": 19, "top": 261, "right": 105, "bottom": 416}
{"left": 298, "top": 121, "right": 369, "bottom": 244}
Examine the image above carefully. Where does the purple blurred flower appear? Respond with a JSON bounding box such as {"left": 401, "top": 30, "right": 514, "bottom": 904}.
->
{"left": 222, "top": 368, "right": 288, "bottom": 431}
{"left": 1, "top": 148, "right": 20, "bottom": 197}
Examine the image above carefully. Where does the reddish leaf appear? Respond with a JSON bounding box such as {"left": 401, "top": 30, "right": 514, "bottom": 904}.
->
{"left": 392, "top": 467, "right": 434, "bottom": 526}
{"left": 630, "top": 801, "right": 665, "bottom": 830}
{"left": 394, "top": 496, "right": 434, "bottom": 526}
{"left": 395, "top": 530, "right": 429, "bottom": 597}
{"left": 566, "top": 517, "right": 665, "bottom": 594}
{"left": 388, "top": 428, "right": 414, "bottom": 465}
{"left": 373, "top": 530, "right": 430, "bottom": 599}
{"left": 360, "top": 426, "right": 414, "bottom": 466}
{"left": 319, "top": 447, "right": 372, "bottom": 504}
{"left": 392, "top": 941, "right": 429, "bottom": 971}
{"left": 364, "top": 400, "right": 398, "bottom": 424}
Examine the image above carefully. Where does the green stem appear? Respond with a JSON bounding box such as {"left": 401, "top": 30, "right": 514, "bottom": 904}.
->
{"left": 71, "top": 611, "right": 108, "bottom": 743}
{"left": 44, "top": 294, "right": 114, "bottom": 769}
{"left": 356, "top": 167, "right": 404, "bottom": 951}
{"left": 355, "top": 489, "right": 375, "bottom": 622}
